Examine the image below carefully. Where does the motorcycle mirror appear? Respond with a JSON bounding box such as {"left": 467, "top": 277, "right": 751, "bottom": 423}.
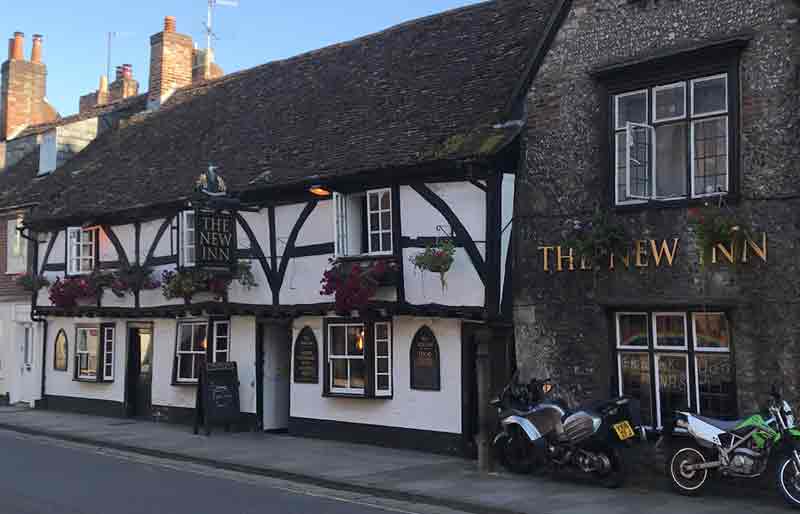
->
{"left": 542, "top": 383, "right": 553, "bottom": 395}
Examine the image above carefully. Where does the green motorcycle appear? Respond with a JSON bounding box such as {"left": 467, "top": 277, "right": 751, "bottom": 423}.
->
{"left": 662, "top": 386, "right": 800, "bottom": 507}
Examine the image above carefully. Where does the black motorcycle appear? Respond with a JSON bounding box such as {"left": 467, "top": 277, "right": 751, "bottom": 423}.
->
{"left": 492, "top": 376, "right": 644, "bottom": 487}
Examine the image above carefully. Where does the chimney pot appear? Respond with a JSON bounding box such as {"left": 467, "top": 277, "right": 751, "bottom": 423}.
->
{"left": 30, "top": 34, "right": 42, "bottom": 63}
{"left": 115, "top": 65, "right": 124, "bottom": 80}
{"left": 123, "top": 63, "right": 132, "bottom": 78}
{"left": 164, "top": 16, "right": 176, "bottom": 33}
{"left": 11, "top": 32, "right": 24, "bottom": 60}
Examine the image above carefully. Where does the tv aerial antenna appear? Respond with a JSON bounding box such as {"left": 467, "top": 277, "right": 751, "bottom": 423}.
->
{"left": 105, "top": 31, "right": 135, "bottom": 83}
{"left": 204, "top": 0, "right": 239, "bottom": 51}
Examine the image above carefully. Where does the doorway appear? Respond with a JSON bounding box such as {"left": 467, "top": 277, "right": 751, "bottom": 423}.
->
{"left": 256, "top": 323, "right": 290, "bottom": 431}
{"left": 126, "top": 324, "right": 153, "bottom": 418}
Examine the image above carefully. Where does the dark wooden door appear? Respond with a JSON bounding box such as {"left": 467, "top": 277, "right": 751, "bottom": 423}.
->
{"left": 126, "top": 327, "right": 153, "bottom": 418}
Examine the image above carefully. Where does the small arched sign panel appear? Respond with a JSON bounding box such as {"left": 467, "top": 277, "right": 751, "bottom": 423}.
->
{"left": 410, "top": 326, "right": 441, "bottom": 391}
{"left": 53, "top": 329, "right": 68, "bottom": 371}
{"left": 293, "top": 327, "right": 319, "bottom": 384}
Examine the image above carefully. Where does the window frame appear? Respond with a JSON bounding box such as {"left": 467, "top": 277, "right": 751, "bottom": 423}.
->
{"left": 366, "top": 188, "right": 393, "bottom": 255}
{"left": 172, "top": 318, "right": 230, "bottom": 385}
{"left": 690, "top": 115, "right": 730, "bottom": 198}
{"left": 374, "top": 321, "right": 392, "bottom": 397}
{"left": 6, "top": 216, "right": 27, "bottom": 275}
{"left": 322, "top": 317, "right": 393, "bottom": 399}
{"left": 179, "top": 211, "right": 197, "bottom": 268}
{"left": 213, "top": 320, "right": 230, "bottom": 363}
{"left": 613, "top": 309, "right": 736, "bottom": 429}
{"left": 53, "top": 328, "right": 69, "bottom": 372}
{"left": 73, "top": 323, "right": 115, "bottom": 383}
{"left": 333, "top": 188, "right": 394, "bottom": 258}
{"left": 66, "top": 226, "right": 99, "bottom": 276}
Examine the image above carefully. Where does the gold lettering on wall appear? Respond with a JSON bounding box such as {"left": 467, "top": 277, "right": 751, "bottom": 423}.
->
{"left": 650, "top": 239, "right": 679, "bottom": 267}
{"left": 538, "top": 246, "right": 554, "bottom": 272}
{"left": 635, "top": 240, "right": 648, "bottom": 268}
{"left": 556, "top": 246, "right": 575, "bottom": 272}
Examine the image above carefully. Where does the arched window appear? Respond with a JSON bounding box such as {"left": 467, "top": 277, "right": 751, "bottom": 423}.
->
{"left": 53, "top": 329, "right": 68, "bottom": 371}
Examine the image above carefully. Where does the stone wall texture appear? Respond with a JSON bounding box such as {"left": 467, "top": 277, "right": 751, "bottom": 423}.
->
{"left": 514, "top": 0, "right": 800, "bottom": 414}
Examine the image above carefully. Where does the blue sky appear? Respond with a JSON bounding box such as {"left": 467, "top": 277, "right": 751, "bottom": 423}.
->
{"left": 2, "top": 1, "right": 484, "bottom": 116}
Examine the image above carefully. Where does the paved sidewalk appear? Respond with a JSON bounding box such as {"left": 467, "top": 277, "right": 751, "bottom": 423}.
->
{"left": 0, "top": 407, "right": 792, "bottom": 514}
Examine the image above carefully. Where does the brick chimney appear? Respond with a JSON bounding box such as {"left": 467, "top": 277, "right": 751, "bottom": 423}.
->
{"left": 192, "top": 47, "right": 225, "bottom": 83}
{"left": 109, "top": 63, "right": 139, "bottom": 102}
{"left": 148, "top": 16, "right": 193, "bottom": 108}
{"left": 1, "top": 31, "right": 58, "bottom": 140}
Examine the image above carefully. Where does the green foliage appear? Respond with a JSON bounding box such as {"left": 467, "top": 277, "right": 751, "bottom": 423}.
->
{"left": 161, "top": 261, "right": 257, "bottom": 302}
{"left": 688, "top": 206, "right": 750, "bottom": 265}
{"left": 411, "top": 239, "right": 456, "bottom": 290}
{"left": 565, "top": 212, "right": 629, "bottom": 267}
{"left": 16, "top": 273, "right": 50, "bottom": 292}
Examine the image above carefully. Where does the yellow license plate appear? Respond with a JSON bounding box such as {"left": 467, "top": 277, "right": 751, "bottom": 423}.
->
{"left": 613, "top": 421, "right": 635, "bottom": 440}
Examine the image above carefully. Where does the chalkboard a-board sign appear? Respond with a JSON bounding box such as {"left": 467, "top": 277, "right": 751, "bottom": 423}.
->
{"left": 410, "top": 326, "right": 441, "bottom": 391}
{"left": 293, "top": 327, "right": 319, "bottom": 384}
{"left": 194, "top": 361, "right": 241, "bottom": 435}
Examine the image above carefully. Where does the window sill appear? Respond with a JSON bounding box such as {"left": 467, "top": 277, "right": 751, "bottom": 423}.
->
{"left": 323, "top": 391, "right": 393, "bottom": 400}
{"left": 613, "top": 194, "right": 738, "bottom": 213}
{"left": 73, "top": 377, "right": 113, "bottom": 384}
{"left": 172, "top": 380, "right": 199, "bottom": 387}
{"left": 335, "top": 254, "right": 395, "bottom": 263}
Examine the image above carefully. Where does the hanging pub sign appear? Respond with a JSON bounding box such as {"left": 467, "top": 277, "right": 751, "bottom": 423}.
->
{"left": 194, "top": 361, "right": 241, "bottom": 436}
{"left": 195, "top": 209, "right": 236, "bottom": 268}
{"left": 293, "top": 327, "right": 319, "bottom": 384}
{"left": 410, "top": 326, "right": 441, "bottom": 391}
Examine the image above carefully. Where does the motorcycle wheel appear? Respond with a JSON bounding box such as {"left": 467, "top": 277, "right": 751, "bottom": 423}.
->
{"left": 777, "top": 456, "right": 800, "bottom": 507}
{"left": 502, "top": 426, "right": 534, "bottom": 474}
{"left": 668, "top": 445, "right": 709, "bottom": 495}
{"left": 596, "top": 447, "right": 625, "bottom": 489}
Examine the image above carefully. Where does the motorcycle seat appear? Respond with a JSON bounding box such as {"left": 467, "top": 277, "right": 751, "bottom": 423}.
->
{"left": 694, "top": 415, "right": 746, "bottom": 432}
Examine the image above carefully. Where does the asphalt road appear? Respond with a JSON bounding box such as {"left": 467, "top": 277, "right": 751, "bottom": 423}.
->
{"left": 0, "top": 430, "right": 466, "bottom": 514}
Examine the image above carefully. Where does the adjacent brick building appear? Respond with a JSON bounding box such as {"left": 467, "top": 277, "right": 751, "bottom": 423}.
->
{"left": 514, "top": 0, "right": 800, "bottom": 429}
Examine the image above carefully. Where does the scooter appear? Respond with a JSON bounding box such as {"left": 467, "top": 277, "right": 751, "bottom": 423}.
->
{"left": 492, "top": 376, "right": 644, "bottom": 487}
{"left": 662, "top": 385, "right": 800, "bottom": 507}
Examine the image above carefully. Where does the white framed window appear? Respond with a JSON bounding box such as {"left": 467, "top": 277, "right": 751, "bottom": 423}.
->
{"left": 102, "top": 326, "right": 114, "bottom": 380}
{"left": 213, "top": 320, "right": 230, "bottom": 363}
{"left": 76, "top": 326, "right": 99, "bottom": 380}
{"left": 22, "top": 325, "right": 33, "bottom": 368}
{"left": 374, "top": 322, "right": 392, "bottom": 397}
{"left": 613, "top": 73, "right": 730, "bottom": 204}
{"left": 615, "top": 310, "right": 735, "bottom": 429}
{"left": 67, "top": 227, "right": 97, "bottom": 275}
{"left": 328, "top": 323, "right": 366, "bottom": 395}
{"left": 6, "top": 217, "right": 27, "bottom": 274}
{"left": 176, "top": 321, "right": 207, "bottom": 383}
{"left": 334, "top": 189, "right": 393, "bottom": 257}
{"left": 179, "top": 211, "right": 196, "bottom": 267}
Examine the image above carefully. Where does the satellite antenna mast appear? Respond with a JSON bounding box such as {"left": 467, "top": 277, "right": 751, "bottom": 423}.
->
{"left": 204, "top": 0, "right": 239, "bottom": 51}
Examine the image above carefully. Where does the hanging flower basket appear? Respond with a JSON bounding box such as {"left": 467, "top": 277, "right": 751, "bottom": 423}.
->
{"left": 48, "top": 277, "right": 98, "bottom": 308}
{"left": 109, "top": 264, "right": 161, "bottom": 298}
{"left": 161, "top": 261, "right": 257, "bottom": 303}
{"left": 564, "top": 211, "right": 629, "bottom": 267}
{"left": 411, "top": 239, "right": 456, "bottom": 291}
{"left": 320, "top": 258, "right": 396, "bottom": 314}
{"left": 16, "top": 273, "right": 50, "bottom": 292}
{"left": 688, "top": 206, "right": 750, "bottom": 265}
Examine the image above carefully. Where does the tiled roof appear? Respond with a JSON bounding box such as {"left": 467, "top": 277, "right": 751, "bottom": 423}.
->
{"left": 17, "top": 0, "right": 563, "bottom": 226}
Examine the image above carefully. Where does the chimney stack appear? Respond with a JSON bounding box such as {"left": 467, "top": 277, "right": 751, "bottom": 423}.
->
{"left": 10, "top": 32, "right": 24, "bottom": 60}
{"left": 148, "top": 16, "right": 193, "bottom": 108}
{"left": 30, "top": 34, "right": 42, "bottom": 63}
{"left": 2, "top": 31, "right": 57, "bottom": 139}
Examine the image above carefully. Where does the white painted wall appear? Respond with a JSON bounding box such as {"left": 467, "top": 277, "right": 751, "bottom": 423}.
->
{"left": 290, "top": 316, "right": 462, "bottom": 434}
{"left": 140, "top": 218, "right": 173, "bottom": 259}
{"left": 295, "top": 199, "right": 332, "bottom": 246}
{"left": 500, "top": 173, "right": 515, "bottom": 302}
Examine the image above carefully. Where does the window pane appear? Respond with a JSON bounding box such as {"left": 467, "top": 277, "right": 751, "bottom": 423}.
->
{"left": 370, "top": 213, "right": 379, "bottom": 230}
{"left": 193, "top": 325, "right": 207, "bottom": 352}
{"left": 655, "top": 122, "right": 687, "bottom": 198}
{"left": 696, "top": 354, "right": 736, "bottom": 418}
{"left": 694, "top": 313, "right": 730, "bottom": 350}
{"left": 179, "top": 354, "right": 194, "bottom": 380}
{"left": 380, "top": 191, "right": 390, "bottom": 210}
{"left": 350, "top": 359, "right": 365, "bottom": 389}
{"left": 369, "top": 193, "right": 379, "bottom": 211}
{"left": 332, "top": 360, "right": 348, "bottom": 388}
{"left": 194, "top": 353, "right": 206, "bottom": 380}
{"left": 215, "top": 351, "right": 228, "bottom": 363}
{"left": 619, "top": 353, "right": 652, "bottom": 426}
{"left": 375, "top": 323, "right": 388, "bottom": 341}
{"left": 655, "top": 314, "right": 686, "bottom": 348}
{"left": 347, "top": 326, "right": 364, "bottom": 356}
{"left": 330, "top": 326, "right": 345, "bottom": 356}
{"left": 617, "top": 314, "right": 649, "bottom": 347}
{"left": 657, "top": 355, "right": 689, "bottom": 427}
{"left": 615, "top": 132, "right": 629, "bottom": 202}
{"left": 377, "top": 357, "right": 389, "bottom": 374}
{"left": 216, "top": 323, "right": 228, "bottom": 337}
{"left": 376, "top": 340, "right": 389, "bottom": 357}
{"left": 693, "top": 76, "right": 726, "bottom": 115}
{"left": 693, "top": 117, "right": 728, "bottom": 195}
{"left": 381, "top": 233, "right": 392, "bottom": 252}
{"left": 628, "top": 125, "right": 652, "bottom": 198}
{"left": 654, "top": 83, "right": 685, "bottom": 121}
{"left": 371, "top": 234, "right": 380, "bottom": 252}
{"left": 616, "top": 91, "right": 647, "bottom": 129}
{"left": 179, "top": 326, "right": 192, "bottom": 351}
{"left": 381, "top": 212, "right": 391, "bottom": 231}
{"left": 377, "top": 375, "right": 390, "bottom": 391}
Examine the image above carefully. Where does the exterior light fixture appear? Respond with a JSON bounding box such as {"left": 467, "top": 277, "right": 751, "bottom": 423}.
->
{"left": 309, "top": 185, "right": 331, "bottom": 196}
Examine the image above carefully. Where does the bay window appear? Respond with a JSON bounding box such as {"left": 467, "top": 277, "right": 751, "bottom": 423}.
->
{"left": 74, "top": 324, "right": 115, "bottom": 382}
{"left": 67, "top": 227, "right": 98, "bottom": 275}
{"left": 324, "top": 318, "right": 392, "bottom": 398}
{"left": 334, "top": 188, "right": 393, "bottom": 257}
{"left": 615, "top": 310, "right": 735, "bottom": 429}
{"left": 614, "top": 73, "right": 731, "bottom": 205}
{"left": 174, "top": 319, "right": 230, "bottom": 384}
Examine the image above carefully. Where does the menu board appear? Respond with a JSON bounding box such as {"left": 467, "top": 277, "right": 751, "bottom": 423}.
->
{"left": 410, "top": 326, "right": 441, "bottom": 391}
{"left": 194, "top": 361, "right": 240, "bottom": 435}
{"left": 293, "top": 327, "right": 319, "bottom": 384}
